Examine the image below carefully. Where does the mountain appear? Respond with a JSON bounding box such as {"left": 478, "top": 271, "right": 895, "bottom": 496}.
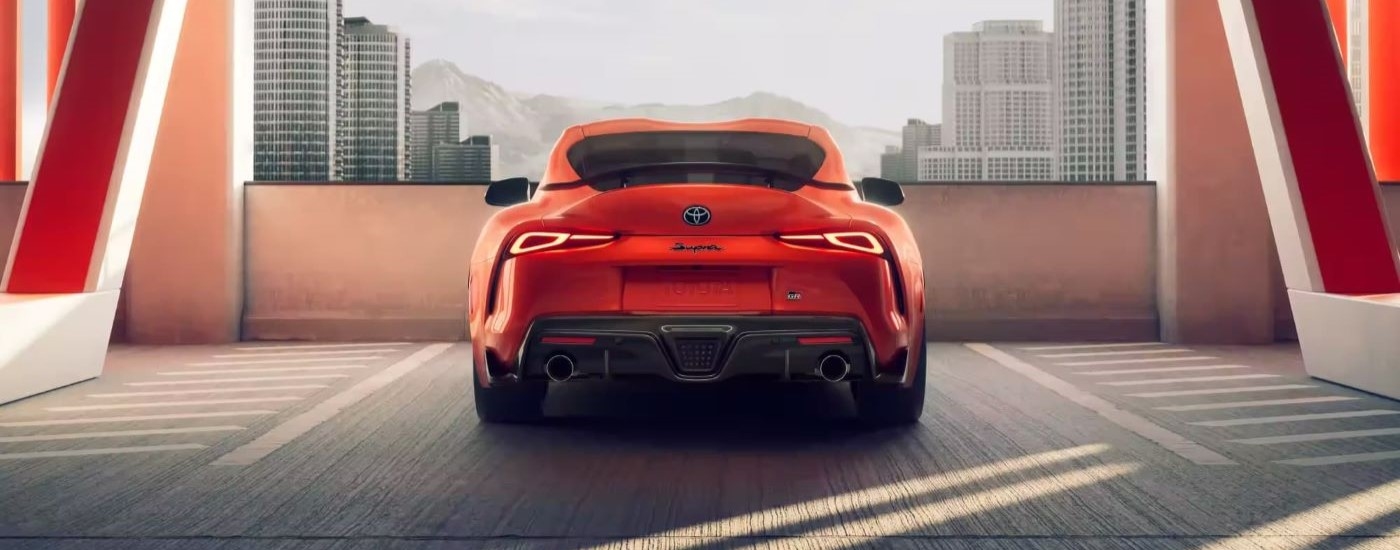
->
{"left": 411, "top": 59, "right": 899, "bottom": 180}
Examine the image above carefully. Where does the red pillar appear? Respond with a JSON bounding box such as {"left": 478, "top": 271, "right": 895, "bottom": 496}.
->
{"left": 1240, "top": 0, "right": 1400, "bottom": 293}
{"left": 1325, "top": 0, "right": 1347, "bottom": 63}
{"left": 47, "top": 0, "right": 75, "bottom": 104}
{"left": 5, "top": 0, "right": 161, "bottom": 293}
{"left": 1321, "top": 0, "right": 1344, "bottom": 62}
{"left": 1, "top": 0, "right": 19, "bottom": 181}
{"left": 1371, "top": 0, "right": 1400, "bottom": 182}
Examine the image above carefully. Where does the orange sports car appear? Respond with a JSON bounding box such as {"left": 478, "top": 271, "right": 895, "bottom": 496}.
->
{"left": 468, "top": 118, "right": 926, "bottom": 425}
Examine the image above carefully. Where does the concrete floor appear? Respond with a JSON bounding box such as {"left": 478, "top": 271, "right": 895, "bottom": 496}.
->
{"left": 0, "top": 341, "right": 1397, "bottom": 549}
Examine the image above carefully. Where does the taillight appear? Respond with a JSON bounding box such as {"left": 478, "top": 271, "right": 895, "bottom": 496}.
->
{"left": 777, "top": 232, "right": 885, "bottom": 255}
{"left": 508, "top": 232, "right": 615, "bottom": 255}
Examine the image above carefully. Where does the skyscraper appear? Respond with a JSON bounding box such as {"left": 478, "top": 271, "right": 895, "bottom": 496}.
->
{"left": 1348, "top": 0, "right": 1371, "bottom": 140}
{"left": 920, "top": 21, "right": 1055, "bottom": 181}
{"left": 900, "top": 119, "right": 940, "bottom": 181}
{"left": 431, "top": 135, "right": 500, "bottom": 181}
{"left": 408, "top": 102, "right": 461, "bottom": 182}
{"left": 1056, "top": 0, "right": 1147, "bottom": 182}
{"left": 879, "top": 145, "right": 903, "bottom": 181}
{"left": 253, "top": 0, "right": 345, "bottom": 181}
{"left": 342, "top": 17, "right": 411, "bottom": 181}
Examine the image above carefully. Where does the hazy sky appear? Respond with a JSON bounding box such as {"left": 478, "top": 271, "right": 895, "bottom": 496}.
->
{"left": 17, "top": 0, "right": 1054, "bottom": 170}
{"left": 343, "top": 0, "right": 1054, "bottom": 128}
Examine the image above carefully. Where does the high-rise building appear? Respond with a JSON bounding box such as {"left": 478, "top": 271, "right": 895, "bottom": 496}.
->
{"left": 1348, "top": 0, "right": 1371, "bottom": 140}
{"left": 1056, "top": 0, "right": 1147, "bottom": 181}
{"left": 899, "top": 119, "right": 941, "bottom": 181}
{"left": 342, "top": 17, "right": 411, "bottom": 181}
{"left": 919, "top": 21, "right": 1055, "bottom": 181}
{"left": 431, "top": 135, "right": 499, "bottom": 181}
{"left": 879, "top": 145, "right": 903, "bottom": 181}
{"left": 253, "top": 0, "right": 345, "bottom": 181}
{"left": 408, "top": 102, "right": 461, "bottom": 182}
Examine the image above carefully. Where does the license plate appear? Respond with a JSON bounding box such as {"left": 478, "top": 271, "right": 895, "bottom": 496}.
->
{"left": 623, "top": 268, "right": 770, "bottom": 311}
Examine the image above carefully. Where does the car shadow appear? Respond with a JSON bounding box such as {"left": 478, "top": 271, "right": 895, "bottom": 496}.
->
{"left": 477, "top": 379, "right": 919, "bottom": 451}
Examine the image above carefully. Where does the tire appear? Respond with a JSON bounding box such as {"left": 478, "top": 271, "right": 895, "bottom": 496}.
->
{"left": 473, "top": 367, "right": 547, "bottom": 424}
{"left": 853, "top": 338, "right": 926, "bottom": 426}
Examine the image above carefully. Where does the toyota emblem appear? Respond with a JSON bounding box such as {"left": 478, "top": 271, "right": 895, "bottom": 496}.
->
{"left": 682, "top": 205, "right": 711, "bottom": 226}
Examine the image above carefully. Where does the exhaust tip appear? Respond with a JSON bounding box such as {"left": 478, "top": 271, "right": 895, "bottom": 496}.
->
{"left": 817, "top": 353, "right": 851, "bottom": 382}
{"left": 544, "top": 354, "right": 576, "bottom": 382}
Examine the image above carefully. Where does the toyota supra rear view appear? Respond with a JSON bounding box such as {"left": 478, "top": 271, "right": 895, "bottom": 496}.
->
{"left": 468, "top": 118, "right": 926, "bottom": 425}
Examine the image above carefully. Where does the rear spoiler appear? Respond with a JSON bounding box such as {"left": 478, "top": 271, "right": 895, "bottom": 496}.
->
{"left": 556, "top": 162, "right": 851, "bottom": 191}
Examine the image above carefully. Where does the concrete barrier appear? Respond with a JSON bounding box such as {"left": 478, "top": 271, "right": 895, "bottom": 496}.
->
{"left": 242, "top": 183, "right": 1160, "bottom": 342}
{"left": 243, "top": 184, "right": 486, "bottom": 341}
{"left": 0, "top": 182, "right": 23, "bottom": 267}
{"left": 10, "top": 181, "right": 1382, "bottom": 342}
{"left": 906, "top": 184, "right": 1157, "bottom": 341}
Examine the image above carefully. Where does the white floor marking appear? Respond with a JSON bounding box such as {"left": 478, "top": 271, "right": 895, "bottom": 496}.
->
{"left": 1192, "top": 409, "right": 1400, "bottom": 427}
{"left": 212, "top": 349, "right": 399, "bottom": 359}
{"left": 89, "top": 385, "right": 328, "bottom": 398}
{"left": 45, "top": 397, "right": 301, "bottom": 412}
{"left": 966, "top": 343, "right": 1235, "bottom": 465}
{"left": 1157, "top": 396, "right": 1358, "bottom": 412}
{"left": 160, "top": 365, "right": 367, "bottom": 376}
{"left": 0, "top": 426, "right": 245, "bottom": 443}
{"left": 1038, "top": 349, "right": 1192, "bottom": 359}
{"left": 0, "top": 444, "right": 207, "bottom": 461}
{"left": 1056, "top": 356, "right": 1218, "bottom": 367}
{"left": 0, "top": 410, "right": 275, "bottom": 427}
{"left": 1231, "top": 427, "right": 1400, "bottom": 445}
{"left": 234, "top": 342, "right": 407, "bottom": 352}
{"left": 1099, "top": 374, "right": 1280, "bottom": 387}
{"left": 213, "top": 343, "right": 451, "bottom": 466}
{"left": 1277, "top": 450, "right": 1400, "bottom": 466}
{"left": 1019, "top": 342, "right": 1164, "bottom": 351}
{"left": 130, "top": 374, "right": 352, "bottom": 386}
{"left": 1130, "top": 384, "right": 1315, "bottom": 398}
{"left": 190, "top": 356, "right": 383, "bottom": 367}
{"left": 1076, "top": 365, "right": 1250, "bottom": 376}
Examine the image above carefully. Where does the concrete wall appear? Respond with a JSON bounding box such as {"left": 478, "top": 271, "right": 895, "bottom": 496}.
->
{"left": 244, "top": 183, "right": 1159, "bottom": 342}
{"left": 0, "top": 182, "right": 22, "bottom": 269}
{"left": 1159, "top": 0, "right": 1278, "bottom": 344}
{"left": 10, "top": 181, "right": 1390, "bottom": 342}
{"left": 126, "top": 0, "right": 247, "bottom": 344}
{"left": 1385, "top": 186, "right": 1400, "bottom": 244}
{"left": 905, "top": 184, "right": 1157, "bottom": 341}
{"left": 244, "top": 185, "right": 486, "bottom": 341}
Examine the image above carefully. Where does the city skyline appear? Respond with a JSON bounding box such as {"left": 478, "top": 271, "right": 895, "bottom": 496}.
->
{"left": 919, "top": 20, "right": 1057, "bottom": 181}
{"left": 17, "top": 0, "right": 1143, "bottom": 182}
{"left": 254, "top": 1, "right": 415, "bottom": 182}
{"left": 877, "top": 0, "right": 1149, "bottom": 182}
{"left": 342, "top": 0, "right": 1055, "bottom": 130}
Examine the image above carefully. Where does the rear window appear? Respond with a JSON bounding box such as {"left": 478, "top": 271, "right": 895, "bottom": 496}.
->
{"left": 564, "top": 131, "right": 827, "bottom": 189}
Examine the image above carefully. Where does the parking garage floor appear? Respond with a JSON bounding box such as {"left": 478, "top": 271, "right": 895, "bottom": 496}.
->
{"left": 0, "top": 341, "right": 1398, "bottom": 549}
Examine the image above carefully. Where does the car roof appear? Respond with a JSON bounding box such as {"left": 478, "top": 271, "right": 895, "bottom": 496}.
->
{"left": 539, "top": 118, "right": 853, "bottom": 187}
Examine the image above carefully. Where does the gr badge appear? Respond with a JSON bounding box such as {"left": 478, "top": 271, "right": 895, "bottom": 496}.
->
{"left": 786, "top": 290, "right": 802, "bottom": 301}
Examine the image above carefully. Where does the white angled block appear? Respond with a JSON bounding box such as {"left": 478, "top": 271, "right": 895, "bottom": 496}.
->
{"left": 1291, "top": 290, "right": 1400, "bottom": 400}
{"left": 0, "top": 292, "right": 119, "bottom": 405}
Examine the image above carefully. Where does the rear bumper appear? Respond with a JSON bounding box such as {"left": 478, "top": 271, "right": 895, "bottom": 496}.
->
{"left": 475, "top": 234, "right": 912, "bottom": 376}
{"left": 487, "top": 316, "right": 905, "bottom": 384}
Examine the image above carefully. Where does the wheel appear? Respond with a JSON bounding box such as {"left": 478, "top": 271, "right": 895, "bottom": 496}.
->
{"left": 853, "top": 338, "right": 926, "bottom": 426}
{"left": 473, "top": 366, "right": 547, "bottom": 424}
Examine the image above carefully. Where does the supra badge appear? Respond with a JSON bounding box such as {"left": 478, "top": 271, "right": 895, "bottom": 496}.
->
{"left": 671, "top": 242, "right": 724, "bottom": 253}
{"left": 682, "top": 205, "right": 712, "bottom": 226}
